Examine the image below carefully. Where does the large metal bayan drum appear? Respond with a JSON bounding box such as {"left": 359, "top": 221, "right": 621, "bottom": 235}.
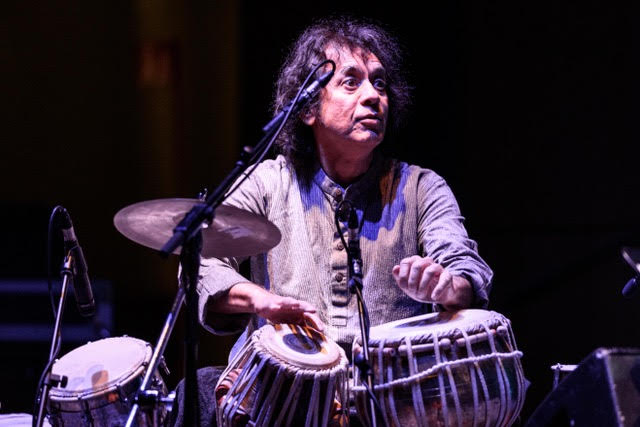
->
{"left": 47, "top": 336, "right": 166, "bottom": 426}
{"left": 352, "top": 310, "right": 527, "bottom": 426}
{"left": 216, "top": 323, "right": 349, "bottom": 426}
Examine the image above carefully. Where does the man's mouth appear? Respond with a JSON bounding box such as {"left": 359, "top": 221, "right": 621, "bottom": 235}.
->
{"left": 357, "top": 115, "right": 382, "bottom": 122}
{"left": 357, "top": 115, "right": 384, "bottom": 128}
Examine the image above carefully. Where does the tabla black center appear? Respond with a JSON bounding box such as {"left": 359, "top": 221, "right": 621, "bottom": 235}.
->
{"left": 282, "top": 333, "right": 320, "bottom": 354}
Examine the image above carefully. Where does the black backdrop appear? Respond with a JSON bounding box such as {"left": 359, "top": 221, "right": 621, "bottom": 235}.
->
{"left": 1, "top": 0, "right": 637, "bottom": 421}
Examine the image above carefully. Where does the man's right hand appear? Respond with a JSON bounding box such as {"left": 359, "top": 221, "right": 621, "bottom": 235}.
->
{"left": 210, "top": 282, "right": 324, "bottom": 332}
{"left": 253, "top": 292, "right": 324, "bottom": 331}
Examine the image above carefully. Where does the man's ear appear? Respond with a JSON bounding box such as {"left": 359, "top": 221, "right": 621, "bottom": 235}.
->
{"left": 300, "top": 109, "right": 315, "bottom": 126}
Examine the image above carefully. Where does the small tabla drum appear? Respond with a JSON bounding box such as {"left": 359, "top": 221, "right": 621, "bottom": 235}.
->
{"left": 47, "top": 336, "right": 167, "bottom": 426}
{"left": 352, "top": 309, "right": 527, "bottom": 427}
{"left": 216, "top": 323, "right": 349, "bottom": 427}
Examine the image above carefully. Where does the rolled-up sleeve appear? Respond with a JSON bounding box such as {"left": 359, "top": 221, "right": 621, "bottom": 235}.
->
{"left": 196, "top": 165, "right": 272, "bottom": 334}
{"left": 417, "top": 173, "right": 493, "bottom": 308}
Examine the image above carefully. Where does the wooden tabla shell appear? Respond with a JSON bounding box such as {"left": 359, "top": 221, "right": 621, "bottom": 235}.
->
{"left": 47, "top": 336, "right": 166, "bottom": 426}
{"left": 352, "top": 309, "right": 527, "bottom": 427}
{"left": 216, "top": 323, "right": 349, "bottom": 427}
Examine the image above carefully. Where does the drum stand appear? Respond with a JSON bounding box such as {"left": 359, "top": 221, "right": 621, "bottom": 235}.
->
{"left": 35, "top": 255, "right": 73, "bottom": 427}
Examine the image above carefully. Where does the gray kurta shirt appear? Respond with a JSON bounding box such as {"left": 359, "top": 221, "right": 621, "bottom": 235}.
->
{"left": 197, "top": 154, "right": 493, "bottom": 353}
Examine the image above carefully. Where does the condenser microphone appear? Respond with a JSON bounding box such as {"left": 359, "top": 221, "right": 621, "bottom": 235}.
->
{"left": 58, "top": 207, "right": 95, "bottom": 317}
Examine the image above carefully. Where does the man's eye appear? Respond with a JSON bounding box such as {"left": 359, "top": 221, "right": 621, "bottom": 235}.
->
{"left": 373, "top": 78, "right": 387, "bottom": 91}
{"left": 343, "top": 78, "right": 358, "bottom": 88}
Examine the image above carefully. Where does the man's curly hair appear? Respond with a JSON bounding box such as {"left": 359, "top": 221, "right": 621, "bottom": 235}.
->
{"left": 273, "top": 17, "right": 412, "bottom": 175}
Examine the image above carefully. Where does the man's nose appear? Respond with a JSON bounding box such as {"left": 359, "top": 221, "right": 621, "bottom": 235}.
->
{"left": 360, "top": 79, "right": 381, "bottom": 108}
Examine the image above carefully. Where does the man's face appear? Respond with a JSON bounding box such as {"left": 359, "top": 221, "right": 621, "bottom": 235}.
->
{"left": 305, "top": 45, "right": 389, "bottom": 158}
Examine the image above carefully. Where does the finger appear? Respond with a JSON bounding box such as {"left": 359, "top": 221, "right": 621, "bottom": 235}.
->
{"left": 303, "top": 312, "right": 325, "bottom": 332}
{"left": 396, "top": 255, "right": 423, "bottom": 287}
{"left": 278, "top": 296, "right": 306, "bottom": 309}
{"left": 277, "top": 298, "right": 302, "bottom": 311}
{"left": 431, "top": 269, "right": 452, "bottom": 302}
{"left": 397, "top": 260, "right": 412, "bottom": 286}
{"left": 417, "top": 263, "right": 442, "bottom": 301}
{"left": 392, "top": 264, "right": 401, "bottom": 280}
{"left": 408, "top": 258, "right": 434, "bottom": 293}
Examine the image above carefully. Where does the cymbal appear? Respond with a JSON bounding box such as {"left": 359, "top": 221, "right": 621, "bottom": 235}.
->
{"left": 114, "top": 198, "right": 281, "bottom": 258}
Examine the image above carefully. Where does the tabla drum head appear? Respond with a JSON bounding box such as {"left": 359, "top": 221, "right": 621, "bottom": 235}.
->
{"left": 258, "top": 324, "right": 344, "bottom": 370}
{"left": 49, "top": 336, "right": 151, "bottom": 401}
{"left": 366, "top": 309, "right": 509, "bottom": 346}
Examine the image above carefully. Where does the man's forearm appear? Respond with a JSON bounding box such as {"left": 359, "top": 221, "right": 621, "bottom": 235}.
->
{"left": 208, "top": 282, "right": 266, "bottom": 314}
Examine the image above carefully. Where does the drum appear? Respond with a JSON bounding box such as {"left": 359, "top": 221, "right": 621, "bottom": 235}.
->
{"left": 216, "top": 323, "right": 349, "bottom": 427}
{"left": 352, "top": 309, "right": 527, "bottom": 427}
{"left": 47, "top": 336, "right": 167, "bottom": 426}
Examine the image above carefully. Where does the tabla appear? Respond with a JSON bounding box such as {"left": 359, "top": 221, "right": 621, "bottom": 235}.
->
{"left": 215, "top": 323, "right": 349, "bottom": 426}
{"left": 47, "top": 336, "right": 167, "bottom": 426}
{"left": 352, "top": 309, "right": 527, "bottom": 427}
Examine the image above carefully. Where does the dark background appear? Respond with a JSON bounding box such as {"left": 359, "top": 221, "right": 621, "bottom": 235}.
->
{"left": 1, "top": 0, "right": 637, "bottom": 422}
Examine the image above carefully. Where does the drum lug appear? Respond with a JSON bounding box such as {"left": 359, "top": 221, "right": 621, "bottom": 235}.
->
{"left": 116, "top": 382, "right": 129, "bottom": 404}
{"left": 158, "top": 356, "right": 170, "bottom": 377}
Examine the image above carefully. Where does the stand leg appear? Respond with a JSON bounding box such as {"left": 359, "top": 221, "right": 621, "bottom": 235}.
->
{"left": 180, "top": 231, "right": 203, "bottom": 427}
{"left": 125, "top": 286, "right": 186, "bottom": 427}
{"left": 35, "top": 256, "right": 73, "bottom": 427}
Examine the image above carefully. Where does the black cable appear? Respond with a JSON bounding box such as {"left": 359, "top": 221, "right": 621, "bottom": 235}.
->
{"left": 223, "top": 59, "right": 336, "bottom": 201}
{"left": 47, "top": 206, "right": 64, "bottom": 318}
{"left": 33, "top": 206, "right": 66, "bottom": 427}
{"left": 333, "top": 201, "right": 387, "bottom": 426}
{"left": 334, "top": 200, "right": 351, "bottom": 252}
{"left": 361, "top": 380, "right": 389, "bottom": 427}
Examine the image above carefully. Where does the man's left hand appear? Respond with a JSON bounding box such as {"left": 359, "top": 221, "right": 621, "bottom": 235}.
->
{"left": 392, "top": 255, "right": 473, "bottom": 310}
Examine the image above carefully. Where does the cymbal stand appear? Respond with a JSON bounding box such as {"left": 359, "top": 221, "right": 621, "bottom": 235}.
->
{"left": 124, "top": 280, "right": 187, "bottom": 427}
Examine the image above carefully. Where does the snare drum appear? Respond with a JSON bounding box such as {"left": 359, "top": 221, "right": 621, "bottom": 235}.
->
{"left": 352, "top": 309, "right": 527, "bottom": 427}
{"left": 47, "top": 336, "right": 166, "bottom": 426}
{"left": 216, "top": 323, "right": 349, "bottom": 427}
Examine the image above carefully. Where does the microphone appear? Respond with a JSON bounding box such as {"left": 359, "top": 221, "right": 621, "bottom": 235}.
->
{"left": 347, "top": 207, "right": 360, "bottom": 250}
{"left": 346, "top": 205, "right": 363, "bottom": 282}
{"left": 622, "top": 247, "right": 640, "bottom": 299}
{"left": 262, "top": 63, "right": 335, "bottom": 135}
{"left": 622, "top": 276, "right": 639, "bottom": 299}
{"left": 58, "top": 207, "right": 95, "bottom": 317}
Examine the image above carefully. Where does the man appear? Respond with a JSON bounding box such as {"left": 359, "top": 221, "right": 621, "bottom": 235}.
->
{"left": 170, "top": 17, "right": 493, "bottom": 425}
{"left": 199, "top": 17, "right": 492, "bottom": 350}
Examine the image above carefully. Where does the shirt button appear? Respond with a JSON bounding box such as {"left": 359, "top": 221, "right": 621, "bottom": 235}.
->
{"left": 335, "top": 272, "right": 344, "bottom": 282}
{"left": 333, "top": 188, "right": 343, "bottom": 201}
{"left": 336, "top": 242, "right": 344, "bottom": 251}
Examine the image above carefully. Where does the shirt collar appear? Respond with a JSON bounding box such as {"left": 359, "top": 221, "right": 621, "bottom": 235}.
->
{"left": 312, "top": 152, "right": 387, "bottom": 203}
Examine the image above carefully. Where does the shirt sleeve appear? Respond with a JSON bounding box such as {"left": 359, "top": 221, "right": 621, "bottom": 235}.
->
{"left": 417, "top": 171, "right": 493, "bottom": 308}
{"left": 196, "top": 163, "right": 272, "bottom": 335}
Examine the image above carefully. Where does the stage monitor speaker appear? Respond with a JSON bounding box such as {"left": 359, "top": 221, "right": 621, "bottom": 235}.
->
{"left": 527, "top": 347, "right": 640, "bottom": 427}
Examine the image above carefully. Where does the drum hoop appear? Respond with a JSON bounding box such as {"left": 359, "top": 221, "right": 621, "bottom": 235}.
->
{"left": 361, "top": 310, "right": 512, "bottom": 347}
{"left": 48, "top": 337, "right": 152, "bottom": 402}
{"left": 48, "top": 362, "right": 148, "bottom": 403}
{"left": 254, "top": 325, "right": 348, "bottom": 373}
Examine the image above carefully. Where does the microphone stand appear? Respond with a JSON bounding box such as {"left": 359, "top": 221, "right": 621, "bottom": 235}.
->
{"left": 35, "top": 254, "right": 73, "bottom": 427}
{"left": 149, "top": 61, "right": 334, "bottom": 427}
{"left": 346, "top": 212, "right": 379, "bottom": 427}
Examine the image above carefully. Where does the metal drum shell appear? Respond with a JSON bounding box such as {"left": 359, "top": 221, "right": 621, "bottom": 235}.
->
{"left": 47, "top": 336, "right": 166, "bottom": 427}
{"left": 216, "top": 323, "right": 350, "bottom": 427}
